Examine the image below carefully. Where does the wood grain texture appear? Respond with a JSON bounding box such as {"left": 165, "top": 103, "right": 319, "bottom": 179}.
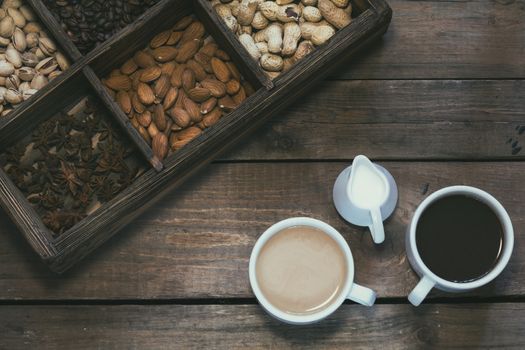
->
{"left": 221, "top": 80, "right": 525, "bottom": 161}
{"left": 2, "top": 304, "right": 525, "bottom": 349}
{"left": 0, "top": 162, "right": 523, "bottom": 300}
{"left": 331, "top": 0, "right": 525, "bottom": 79}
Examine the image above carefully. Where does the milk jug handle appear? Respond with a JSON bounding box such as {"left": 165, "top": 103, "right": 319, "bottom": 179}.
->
{"left": 369, "top": 207, "right": 385, "bottom": 244}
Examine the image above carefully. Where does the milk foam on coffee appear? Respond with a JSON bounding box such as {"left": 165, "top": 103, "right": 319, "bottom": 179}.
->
{"left": 255, "top": 226, "right": 348, "bottom": 315}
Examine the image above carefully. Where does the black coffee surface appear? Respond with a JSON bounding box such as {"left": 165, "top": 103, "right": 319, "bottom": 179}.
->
{"left": 416, "top": 195, "right": 503, "bottom": 282}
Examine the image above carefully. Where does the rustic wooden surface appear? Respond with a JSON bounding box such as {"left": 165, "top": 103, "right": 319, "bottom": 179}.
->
{"left": 1, "top": 0, "right": 524, "bottom": 348}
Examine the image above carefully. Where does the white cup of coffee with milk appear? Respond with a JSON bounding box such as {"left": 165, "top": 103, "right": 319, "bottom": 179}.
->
{"left": 249, "top": 217, "right": 376, "bottom": 325}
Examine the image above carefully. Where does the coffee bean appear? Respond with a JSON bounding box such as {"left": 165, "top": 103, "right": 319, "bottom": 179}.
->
{"left": 44, "top": 0, "right": 159, "bottom": 54}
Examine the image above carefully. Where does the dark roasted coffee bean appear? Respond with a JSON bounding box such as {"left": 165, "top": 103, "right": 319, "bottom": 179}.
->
{"left": 44, "top": 0, "right": 159, "bottom": 54}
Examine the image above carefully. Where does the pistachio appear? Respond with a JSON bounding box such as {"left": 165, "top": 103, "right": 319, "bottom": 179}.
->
{"left": 18, "top": 6, "right": 35, "bottom": 22}
{"left": 11, "top": 27, "right": 25, "bottom": 51}
{"left": 35, "top": 56, "right": 57, "bottom": 75}
{"left": 48, "top": 70, "right": 61, "bottom": 80}
{"left": 0, "top": 59, "right": 14, "bottom": 76}
{"left": 17, "top": 66, "right": 34, "bottom": 81}
{"left": 5, "top": 73, "right": 19, "bottom": 89}
{"left": 34, "top": 47, "right": 45, "bottom": 60}
{"left": 38, "top": 36, "right": 56, "bottom": 56}
{"left": 21, "top": 51, "right": 37, "bottom": 66}
{"left": 1, "top": 107, "right": 12, "bottom": 116}
{"left": 25, "top": 32, "right": 37, "bottom": 48}
{"left": 2, "top": 1, "right": 22, "bottom": 9}
{"left": 5, "top": 87, "right": 22, "bottom": 104}
{"left": 21, "top": 87, "right": 36, "bottom": 100}
{"left": 30, "top": 73, "right": 47, "bottom": 89}
{"left": 0, "top": 16, "right": 14, "bottom": 38}
{"left": 18, "top": 80, "right": 29, "bottom": 92}
{"left": 0, "top": 35, "right": 9, "bottom": 46}
{"left": 7, "top": 8, "right": 25, "bottom": 28}
{"left": 22, "top": 21, "right": 40, "bottom": 34}
{"left": 55, "top": 52, "right": 68, "bottom": 71}
{"left": 6, "top": 46, "right": 21, "bottom": 67}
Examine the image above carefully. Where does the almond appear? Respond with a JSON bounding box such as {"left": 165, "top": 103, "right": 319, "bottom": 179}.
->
{"left": 214, "top": 49, "right": 230, "bottom": 61}
{"left": 173, "top": 16, "right": 193, "bottom": 31}
{"left": 130, "top": 116, "right": 139, "bottom": 129}
{"left": 154, "top": 74, "right": 170, "bottom": 98}
{"left": 152, "top": 133, "right": 168, "bottom": 160}
{"left": 116, "top": 90, "right": 132, "bottom": 114}
{"left": 148, "top": 122, "right": 159, "bottom": 138}
{"left": 152, "top": 46, "right": 178, "bottom": 63}
{"left": 193, "top": 52, "right": 213, "bottom": 73}
{"left": 181, "top": 21, "right": 205, "bottom": 43}
{"left": 170, "top": 64, "right": 185, "bottom": 87}
{"left": 176, "top": 39, "right": 200, "bottom": 63}
{"left": 168, "top": 107, "right": 191, "bottom": 128}
{"left": 137, "top": 82, "right": 155, "bottom": 105}
{"left": 163, "top": 86, "right": 178, "bottom": 110}
{"left": 153, "top": 104, "right": 167, "bottom": 131}
{"left": 201, "top": 78, "right": 226, "bottom": 98}
{"left": 188, "top": 87, "right": 211, "bottom": 102}
{"left": 183, "top": 96, "right": 201, "bottom": 123}
{"left": 138, "top": 125, "right": 151, "bottom": 143}
{"left": 140, "top": 66, "right": 162, "bottom": 83}
{"left": 150, "top": 30, "right": 171, "bottom": 48}
{"left": 219, "top": 95, "right": 237, "bottom": 112}
{"left": 178, "top": 126, "right": 202, "bottom": 141}
{"left": 131, "top": 92, "right": 146, "bottom": 113}
{"left": 131, "top": 70, "right": 142, "bottom": 89}
{"left": 160, "top": 62, "right": 177, "bottom": 76}
{"left": 181, "top": 68, "right": 195, "bottom": 93}
{"left": 167, "top": 31, "right": 183, "bottom": 46}
{"left": 200, "top": 97, "right": 217, "bottom": 114}
{"left": 200, "top": 42, "right": 218, "bottom": 57}
{"left": 186, "top": 59, "right": 207, "bottom": 81}
{"left": 227, "top": 61, "right": 241, "bottom": 81}
{"left": 232, "top": 86, "right": 246, "bottom": 105}
{"left": 133, "top": 51, "right": 156, "bottom": 68}
{"left": 121, "top": 58, "right": 138, "bottom": 75}
{"left": 137, "top": 110, "right": 152, "bottom": 127}
{"left": 105, "top": 75, "right": 132, "bottom": 91}
{"left": 175, "top": 90, "right": 186, "bottom": 108}
{"left": 202, "top": 107, "right": 222, "bottom": 128}
{"left": 211, "top": 57, "right": 231, "bottom": 83}
{"left": 226, "top": 80, "right": 241, "bottom": 95}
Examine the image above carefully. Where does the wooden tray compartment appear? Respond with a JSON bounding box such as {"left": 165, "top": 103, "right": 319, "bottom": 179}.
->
{"left": 0, "top": 0, "right": 392, "bottom": 272}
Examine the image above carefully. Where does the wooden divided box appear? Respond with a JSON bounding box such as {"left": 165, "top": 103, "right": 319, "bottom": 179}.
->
{"left": 0, "top": 0, "right": 392, "bottom": 272}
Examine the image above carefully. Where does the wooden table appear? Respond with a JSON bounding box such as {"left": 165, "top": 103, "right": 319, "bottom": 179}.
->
{"left": 1, "top": 1, "right": 524, "bottom": 348}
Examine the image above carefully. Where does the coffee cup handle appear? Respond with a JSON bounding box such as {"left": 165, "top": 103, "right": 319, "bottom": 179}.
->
{"left": 347, "top": 283, "right": 377, "bottom": 306}
{"left": 408, "top": 276, "right": 435, "bottom": 306}
{"left": 369, "top": 207, "right": 385, "bottom": 244}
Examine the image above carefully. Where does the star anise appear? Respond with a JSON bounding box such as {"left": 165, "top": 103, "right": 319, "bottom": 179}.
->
{"left": 55, "top": 160, "right": 83, "bottom": 195}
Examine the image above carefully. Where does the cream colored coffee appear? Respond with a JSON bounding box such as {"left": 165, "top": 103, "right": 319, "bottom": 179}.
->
{"left": 256, "top": 226, "right": 348, "bottom": 315}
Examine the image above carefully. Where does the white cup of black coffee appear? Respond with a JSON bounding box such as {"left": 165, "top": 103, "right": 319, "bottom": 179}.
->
{"left": 406, "top": 186, "right": 514, "bottom": 306}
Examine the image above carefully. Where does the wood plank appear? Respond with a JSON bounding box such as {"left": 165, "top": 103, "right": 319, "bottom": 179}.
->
{"left": 1, "top": 304, "right": 525, "bottom": 349}
{"left": 221, "top": 80, "right": 525, "bottom": 160}
{"left": 331, "top": 0, "right": 525, "bottom": 79}
{"left": 0, "top": 162, "right": 523, "bottom": 300}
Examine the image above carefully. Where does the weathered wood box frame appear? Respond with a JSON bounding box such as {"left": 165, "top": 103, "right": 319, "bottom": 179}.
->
{"left": 0, "top": 0, "right": 392, "bottom": 272}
